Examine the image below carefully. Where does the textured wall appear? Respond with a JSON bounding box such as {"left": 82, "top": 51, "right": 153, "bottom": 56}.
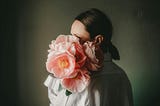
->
{"left": 3, "top": 0, "right": 160, "bottom": 106}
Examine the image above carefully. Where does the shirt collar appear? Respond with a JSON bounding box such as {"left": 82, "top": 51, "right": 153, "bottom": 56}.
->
{"left": 104, "top": 52, "right": 112, "bottom": 62}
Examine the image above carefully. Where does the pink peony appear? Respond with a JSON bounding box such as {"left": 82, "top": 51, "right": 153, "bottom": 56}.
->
{"left": 46, "top": 35, "right": 87, "bottom": 79}
{"left": 61, "top": 68, "right": 90, "bottom": 93}
{"left": 48, "top": 35, "right": 79, "bottom": 55}
{"left": 48, "top": 35, "right": 86, "bottom": 67}
{"left": 74, "top": 42, "right": 86, "bottom": 67}
{"left": 46, "top": 52, "right": 77, "bottom": 78}
{"left": 45, "top": 35, "right": 103, "bottom": 94}
{"left": 83, "top": 41, "right": 104, "bottom": 71}
{"left": 54, "top": 34, "right": 79, "bottom": 44}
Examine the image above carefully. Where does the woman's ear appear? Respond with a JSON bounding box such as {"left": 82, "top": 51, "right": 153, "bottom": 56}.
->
{"left": 93, "top": 35, "right": 104, "bottom": 46}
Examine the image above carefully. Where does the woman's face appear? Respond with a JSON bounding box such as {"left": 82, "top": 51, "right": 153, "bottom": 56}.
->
{"left": 70, "top": 20, "right": 90, "bottom": 44}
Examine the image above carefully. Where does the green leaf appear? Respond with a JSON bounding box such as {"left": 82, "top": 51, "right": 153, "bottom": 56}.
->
{"left": 65, "top": 90, "right": 72, "bottom": 96}
{"left": 58, "top": 83, "right": 62, "bottom": 91}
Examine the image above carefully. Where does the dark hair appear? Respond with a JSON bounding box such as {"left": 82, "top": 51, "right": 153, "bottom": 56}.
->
{"left": 75, "top": 8, "right": 120, "bottom": 60}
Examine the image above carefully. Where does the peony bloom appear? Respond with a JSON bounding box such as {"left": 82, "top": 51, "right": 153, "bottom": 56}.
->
{"left": 61, "top": 68, "right": 90, "bottom": 93}
{"left": 48, "top": 35, "right": 86, "bottom": 67}
{"left": 46, "top": 52, "right": 77, "bottom": 78}
{"left": 83, "top": 41, "right": 104, "bottom": 71}
{"left": 54, "top": 34, "right": 79, "bottom": 44}
{"left": 48, "top": 35, "right": 79, "bottom": 55}
{"left": 53, "top": 35, "right": 80, "bottom": 55}
{"left": 46, "top": 35, "right": 87, "bottom": 79}
{"left": 45, "top": 35, "right": 103, "bottom": 95}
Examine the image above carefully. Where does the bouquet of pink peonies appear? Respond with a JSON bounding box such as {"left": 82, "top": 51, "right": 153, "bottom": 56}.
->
{"left": 46, "top": 35, "right": 103, "bottom": 96}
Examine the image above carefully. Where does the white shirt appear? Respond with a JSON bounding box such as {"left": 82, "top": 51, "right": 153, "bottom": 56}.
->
{"left": 44, "top": 53, "right": 134, "bottom": 106}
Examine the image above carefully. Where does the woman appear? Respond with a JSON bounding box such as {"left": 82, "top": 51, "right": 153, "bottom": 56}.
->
{"left": 44, "top": 8, "right": 134, "bottom": 106}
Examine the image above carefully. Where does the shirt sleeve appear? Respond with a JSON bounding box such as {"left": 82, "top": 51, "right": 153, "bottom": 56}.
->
{"left": 44, "top": 74, "right": 63, "bottom": 105}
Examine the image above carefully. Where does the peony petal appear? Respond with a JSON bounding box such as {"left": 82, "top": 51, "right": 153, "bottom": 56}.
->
{"left": 68, "top": 35, "right": 80, "bottom": 43}
{"left": 46, "top": 52, "right": 76, "bottom": 78}
{"left": 83, "top": 41, "right": 104, "bottom": 71}
{"left": 55, "top": 35, "right": 67, "bottom": 44}
{"left": 74, "top": 43, "right": 87, "bottom": 67}
{"left": 55, "top": 35, "right": 80, "bottom": 44}
{"left": 83, "top": 41, "right": 98, "bottom": 63}
{"left": 61, "top": 68, "right": 90, "bottom": 93}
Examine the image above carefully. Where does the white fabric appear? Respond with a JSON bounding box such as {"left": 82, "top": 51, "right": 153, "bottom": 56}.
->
{"left": 44, "top": 53, "right": 134, "bottom": 106}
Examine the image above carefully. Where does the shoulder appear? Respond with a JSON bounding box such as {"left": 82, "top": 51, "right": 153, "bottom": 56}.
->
{"left": 90, "top": 61, "right": 131, "bottom": 88}
{"left": 91, "top": 61, "right": 128, "bottom": 79}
